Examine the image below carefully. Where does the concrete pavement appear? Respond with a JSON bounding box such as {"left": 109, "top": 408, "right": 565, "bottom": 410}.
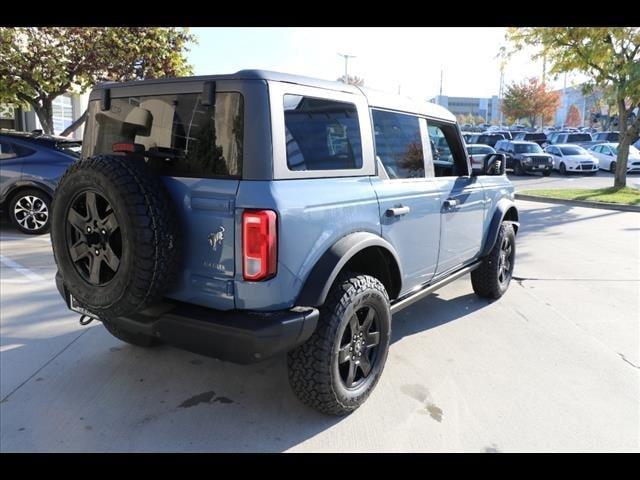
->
{"left": 0, "top": 200, "right": 638, "bottom": 452}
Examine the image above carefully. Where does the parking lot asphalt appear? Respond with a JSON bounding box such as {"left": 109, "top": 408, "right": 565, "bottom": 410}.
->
{"left": 1, "top": 197, "right": 639, "bottom": 452}
{"left": 508, "top": 168, "right": 640, "bottom": 191}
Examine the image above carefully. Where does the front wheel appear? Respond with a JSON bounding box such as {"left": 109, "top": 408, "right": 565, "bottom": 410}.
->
{"left": 9, "top": 189, "right": 51, "bottom": 234}
{"left": 287, "top": 273, "right": 391, "bottom": 415}
{"left": 542, "top": 170, "right": 552, "bottom": 177}
{"left": 559, "top": 163, "right": 567, "bottom": 175}
{"left": 610, "top": 161, "right": 616, "bottom": 173}
{"left": 513, "top": 161, "right": 524, "bottom": 176}
{"left": 471, "top": 222, "right": 516, "bottom": 299}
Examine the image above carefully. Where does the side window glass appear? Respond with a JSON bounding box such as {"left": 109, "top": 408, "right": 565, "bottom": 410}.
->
{"left": 427, "top": 122, "right": 468, "bottom": 177}
{"left": 0, "top": 141, "right": 18, "bottom": 160}
{"left": 284, "top": 95, "right": 362, "bottom": 171}
{"left": 372, "top": 109, "right": 424, "bottom": 179}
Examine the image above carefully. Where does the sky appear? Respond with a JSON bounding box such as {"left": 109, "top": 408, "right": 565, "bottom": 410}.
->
{"left": 186, "top": 27, "right": 587, "bottom": 101}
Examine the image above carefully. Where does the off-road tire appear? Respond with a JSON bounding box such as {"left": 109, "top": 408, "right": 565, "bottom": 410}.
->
{"left": 9, "top": 188, "right": 51, "bottom": 234}
{"left": 542, "top": 170, "right": 552, "bottom": 177}
{"left": 471, "top": 222, "right": 516, "bottom": 299}
{"left": 50, "top": 155, "right": 181, "bottom": 319}
{"left": 102, "top": 320, "right": 161, "bottom": 348}
{"left": 287, "top": 273, "right": 391, "bottom": 416}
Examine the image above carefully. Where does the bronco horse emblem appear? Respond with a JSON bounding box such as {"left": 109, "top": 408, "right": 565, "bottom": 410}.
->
{"left": 208, "top": 226, "right": 225, "bottom": 252}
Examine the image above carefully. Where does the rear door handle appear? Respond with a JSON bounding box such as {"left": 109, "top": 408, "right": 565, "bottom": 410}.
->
{"left": 386, "top": 206, "right": 411, "bottom": 217}
{"left": 443, "top": 199, "right": 458, "bottom": 209}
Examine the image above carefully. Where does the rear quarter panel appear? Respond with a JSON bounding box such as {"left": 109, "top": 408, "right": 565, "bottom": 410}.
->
{"left": 234, "top": 177, "right": 380, "bottom": 310}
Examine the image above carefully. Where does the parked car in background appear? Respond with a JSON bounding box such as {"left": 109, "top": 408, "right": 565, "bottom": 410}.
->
{"left": 490, "top": 130, "right": 513, "bottom": 140}
{"left": 550, "top": 132, "right": 593, "bottom": 147}
{"left": 634, "top": 138, "right": 640, "bottom": 150}
{"left": 466, "top": 144, "right": 496, "bottom": 170}
{"left": 544, "top": 144, "right": 599, "bottom": 175}
{"left": 591, "top": 131, "right": 620, "bottom": 143}
{"left": 512, "top": 132, "right": 548, "bottom": 146}
{"left": 461, "top": 132, "right": 475, "bottom": 144}
{"left": 0, "top": 130, "right": 80, "bottom": 234}
{"left": 589, "top": 143, "right": 640, "bottom": 173}
{"left": 496, "top": 140, "right": 553, "bottom": 176}
{"left": 467, "top": 133, "right": 506, "bottom": 148}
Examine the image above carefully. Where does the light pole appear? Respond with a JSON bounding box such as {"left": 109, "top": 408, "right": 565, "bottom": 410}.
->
{"left": 337, "top": 53, "right": 356, "bottom": 83}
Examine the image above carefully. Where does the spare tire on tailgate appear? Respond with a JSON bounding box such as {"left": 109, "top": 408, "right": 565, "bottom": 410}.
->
{"left": 51, "top": 155, "right": 181, "bottom": 319}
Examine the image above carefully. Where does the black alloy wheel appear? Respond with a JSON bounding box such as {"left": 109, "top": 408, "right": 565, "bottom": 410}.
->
{"left": 497, "top": 234, "right": 514, "bottom": 287}
{"left": 336, "top": 304, "right": 381, "bottom": 389}
{"left": 66, "top": 190, "right": 122, "bottom": 286}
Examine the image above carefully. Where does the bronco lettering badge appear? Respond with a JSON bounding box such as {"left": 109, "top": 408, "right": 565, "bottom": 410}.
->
{"left": 208, "top": 226, "right": 225, "bottom": 252}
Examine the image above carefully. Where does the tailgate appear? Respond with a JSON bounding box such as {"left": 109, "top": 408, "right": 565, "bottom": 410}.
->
{"left": 162, "top": 177, "right": 239, "bottom": 311}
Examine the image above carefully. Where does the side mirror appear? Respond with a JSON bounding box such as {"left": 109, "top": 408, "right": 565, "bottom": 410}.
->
{"left": 475, "top": 153, "right": 506, "bottom": 176}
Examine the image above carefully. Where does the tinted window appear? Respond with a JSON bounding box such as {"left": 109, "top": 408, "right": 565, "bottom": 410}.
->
{"left": 284, "top": 95, "right": 362, "bottom": 171}
{"left": 0, "top": 141, "right": 17, "bottom": 159}
{"left": 468, "top": 146, "right": 492, "bottom": 155}
{"left": 514, "top": 143, "right": 543, "bottom": 154}
{"left": 83, "top": 92, "right": 244, "bottom": 178}
{"left": 567, "top": 133, "right": 592, "bottom": 142}
{"left": 372, "top": 110, "right": 423, "bottom": 179}
{"left": 560, "top": 146, "right": 587, "bottom": 156}
{"left": 428, "top": 122, "right": 467, "bottom": 177}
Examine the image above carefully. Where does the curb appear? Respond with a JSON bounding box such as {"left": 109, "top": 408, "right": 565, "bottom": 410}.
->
{"left": 515, "top": 193, "right": 640, "bottom": 213}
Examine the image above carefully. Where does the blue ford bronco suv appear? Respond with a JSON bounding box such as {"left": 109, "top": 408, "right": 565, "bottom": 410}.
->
{"left": 50, "top": 70, "right": 518, "bottom": 415}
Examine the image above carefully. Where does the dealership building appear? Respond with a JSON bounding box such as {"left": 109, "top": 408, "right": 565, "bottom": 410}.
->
{"left": 429, "top": 95, "right": 501, "bottom": 124}
{"left": 0, "top": 91, "right": 88, "bottom": 140}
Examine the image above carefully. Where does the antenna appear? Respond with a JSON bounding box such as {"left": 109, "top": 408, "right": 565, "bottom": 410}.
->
{"left": 337, "top": 53, "right": 357, "bottom": 83}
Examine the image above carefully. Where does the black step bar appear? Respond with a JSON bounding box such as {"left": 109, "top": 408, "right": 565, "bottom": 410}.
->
{"left": 390, "top": 261, "right": 481, "bottom": 314}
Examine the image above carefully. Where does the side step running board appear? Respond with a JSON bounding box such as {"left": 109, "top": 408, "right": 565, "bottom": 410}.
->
{"left": 390, "top": 261, "right": 481, "bottom": 315}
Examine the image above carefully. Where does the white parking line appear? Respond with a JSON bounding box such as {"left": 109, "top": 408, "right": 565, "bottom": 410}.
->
{"left": 0, "top": 254, "right": 45, "bottom": 282}
{"left": 0, "top": 235, "right": 51, "bottom": 243}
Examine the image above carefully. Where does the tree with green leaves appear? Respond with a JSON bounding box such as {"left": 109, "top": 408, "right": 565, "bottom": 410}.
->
{"left": 501, "top": 77, "right": 560, "bottom": 128}
{"left": 0, "top": 27, "right": 195, "bottom": 136}
{"left": 507, "top": 27, "right": 640, "bottom": 188}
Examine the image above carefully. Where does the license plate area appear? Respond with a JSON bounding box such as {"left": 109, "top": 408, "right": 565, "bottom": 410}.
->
{"left": 69, "top": 294, "right": 99, "bottom": 319}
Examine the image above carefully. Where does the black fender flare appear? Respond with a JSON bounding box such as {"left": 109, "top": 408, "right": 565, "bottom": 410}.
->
{"left": 480, "top": 198, "right": 519, "bottom": 257}
{"left": 296, "top": 231, "right": 403, "bottom": 307}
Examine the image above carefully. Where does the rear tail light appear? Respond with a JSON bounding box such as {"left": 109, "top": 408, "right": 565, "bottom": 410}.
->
{"left": 242, "top": 210, "right": 277, "bottom": 281}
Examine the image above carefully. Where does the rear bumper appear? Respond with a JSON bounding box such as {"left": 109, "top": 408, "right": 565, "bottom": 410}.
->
{"left": 55, "top": 273, "right": 319, "bottom": 364}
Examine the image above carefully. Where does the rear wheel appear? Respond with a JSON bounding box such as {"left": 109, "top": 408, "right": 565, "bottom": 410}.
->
{"left": 9, "top": 189, "right": 51, "bottom": 234}
{"left": 472, "top": 222, "right": 516, "bottom": 299}
{"left": 287, "top": 273, "right": 391, "bottom": 415}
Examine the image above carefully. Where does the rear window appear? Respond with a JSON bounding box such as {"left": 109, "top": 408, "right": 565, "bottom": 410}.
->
{"left": 83, "top": 92, "right": 244, "bottom": 178}
{"left": 567, "top": 133, "right": 592, "bottom": 142}
{"left": 514, "top": 143, "right": 543, "bottom": 154}
{"left": 284, "top": 94, "right": 362, "bottom": 171}
{"left": 526, "top": 133, "right": 547, "bottom": 140}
